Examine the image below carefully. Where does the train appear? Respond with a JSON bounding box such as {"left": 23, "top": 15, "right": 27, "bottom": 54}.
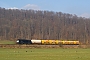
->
{"left": 16, "top": 39, "right": 80, "bottom": 45}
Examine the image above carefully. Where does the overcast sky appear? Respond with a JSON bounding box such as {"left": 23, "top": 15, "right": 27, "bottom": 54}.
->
{"left": 0, "top": 0, "right": 90, "bottom": 18}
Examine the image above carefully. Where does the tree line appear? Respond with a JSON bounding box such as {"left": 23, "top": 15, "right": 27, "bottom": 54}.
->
{"left": 0, "top": 7, "right": 90, "bottom": 44}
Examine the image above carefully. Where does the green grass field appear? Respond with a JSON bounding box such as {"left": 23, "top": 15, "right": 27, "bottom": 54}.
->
{"left": 0, "top": 40, "right": 15, "bottom": 44}
{"left": 0, "top": 48, "right": 90, "bottom": 60}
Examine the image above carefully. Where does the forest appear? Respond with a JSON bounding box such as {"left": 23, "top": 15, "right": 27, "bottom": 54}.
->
{"left": 0, "top": 7, "right": 90, "bottom": 44}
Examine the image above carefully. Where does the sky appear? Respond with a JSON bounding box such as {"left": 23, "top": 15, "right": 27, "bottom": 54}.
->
{"left": 0, "top": 0, "right": 90, "bottom": 18}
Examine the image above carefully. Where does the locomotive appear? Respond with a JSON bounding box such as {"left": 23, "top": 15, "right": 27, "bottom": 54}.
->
{"left": 16, "top": 39, "right": 80, "bottom": 45}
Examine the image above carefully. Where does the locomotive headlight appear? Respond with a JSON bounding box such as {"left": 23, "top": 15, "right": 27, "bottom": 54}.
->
{"left": 16, "top": 40, "right": 19, "bottom": 43}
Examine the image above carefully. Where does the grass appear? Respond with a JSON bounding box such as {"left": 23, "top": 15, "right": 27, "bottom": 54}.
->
{"left": 0, "top": 40, "right": 15, "bottom": 44}
{"left": 0, "top": 48, "right": 90, "bottom": 60}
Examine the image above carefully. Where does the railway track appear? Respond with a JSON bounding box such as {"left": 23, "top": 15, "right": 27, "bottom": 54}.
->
{"left": 0, "top": 44, "right": 80, "bottom": 48}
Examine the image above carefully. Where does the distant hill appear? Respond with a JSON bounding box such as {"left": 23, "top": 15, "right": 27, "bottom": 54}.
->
{"left": 0, "top": 7, "right": 90, "bottom": 44}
